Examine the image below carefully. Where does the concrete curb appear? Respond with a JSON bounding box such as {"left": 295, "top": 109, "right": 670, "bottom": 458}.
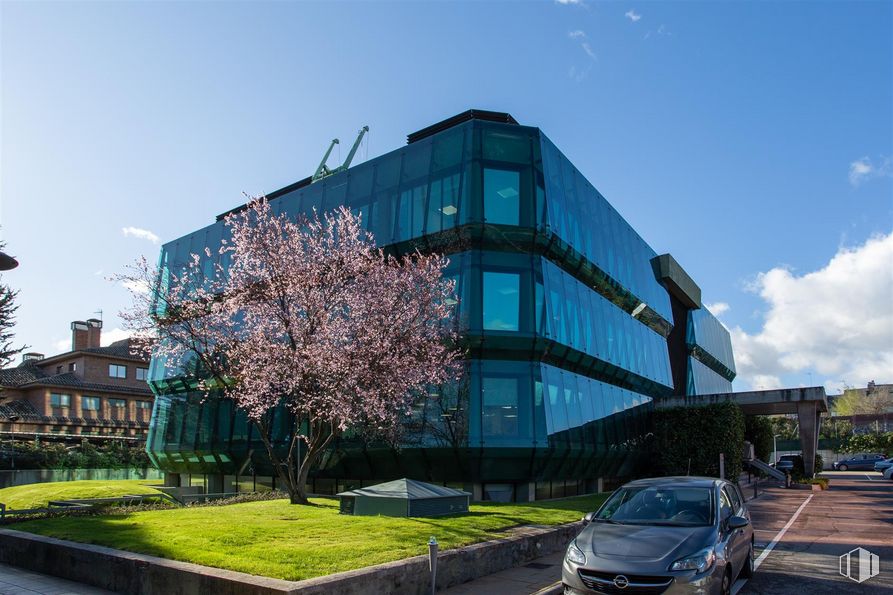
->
{"left": 0, "top": 521, "right": 583, "bottom": 595}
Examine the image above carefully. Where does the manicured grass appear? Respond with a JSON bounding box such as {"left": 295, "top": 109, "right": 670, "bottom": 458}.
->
{"left": 0, "top": 479, "right": 164, "bottom": 510}
{"left": 13, "top": 493, "right": 607, "bottom": 581}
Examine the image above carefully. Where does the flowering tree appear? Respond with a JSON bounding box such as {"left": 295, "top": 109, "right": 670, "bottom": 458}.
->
{"left": 120, "top": 199, "right": 462, "bottom": 504}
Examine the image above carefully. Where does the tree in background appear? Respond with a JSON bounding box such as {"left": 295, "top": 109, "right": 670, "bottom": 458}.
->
{"left": 833, "top": 385, "right": 893, "bottom": 416}
{"left": 120, "top": 199, "right": 462, "bottom": 504}
{"left": 0, "top": 241, "right": 25, "bottom": 368}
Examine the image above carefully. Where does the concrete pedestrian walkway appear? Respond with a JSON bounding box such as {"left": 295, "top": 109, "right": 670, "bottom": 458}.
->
{"left": 440, "top": 551, "right": 564, "bottom": 595}
{"left": 0, "top": 563, "right": 114, "bottom": 595}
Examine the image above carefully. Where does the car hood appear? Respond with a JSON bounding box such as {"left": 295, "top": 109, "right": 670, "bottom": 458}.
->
{"left": 578, "top": 522, "right": 715, "bottom": 565}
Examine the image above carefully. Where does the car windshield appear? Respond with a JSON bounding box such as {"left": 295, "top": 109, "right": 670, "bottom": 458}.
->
{"left": 595, "top": 486, "right": 714, "bottom": 526}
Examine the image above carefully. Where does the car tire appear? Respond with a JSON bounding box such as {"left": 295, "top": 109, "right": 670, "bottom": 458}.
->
{"left": 838, "top": 464, "right": 848, "bottom": 471}
{"left": 741, "top": 542, "right": 754, "bottom": 579}
{"left": 721, "top": 568, "right": 732, "bottom": 595}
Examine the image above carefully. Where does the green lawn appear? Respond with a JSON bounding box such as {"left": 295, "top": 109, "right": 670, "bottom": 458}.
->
{"left": 0, "top": 479, "right": 164, "bottom": 510}
{"left": 12, "top": 492, "right": 607, "bottom": 581}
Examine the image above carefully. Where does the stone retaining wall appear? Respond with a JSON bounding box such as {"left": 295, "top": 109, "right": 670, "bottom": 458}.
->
{"left": 0, "top": 521, "right": 582, "bottom": 594}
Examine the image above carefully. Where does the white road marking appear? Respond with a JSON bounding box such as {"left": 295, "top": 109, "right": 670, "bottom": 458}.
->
{"left": 865, "top": 474, "right": 873, "bottom": 481}
{"left": 731, "top": 577, "right": 747, "bottom": 595}
{"left": 753, "top": 494, "right": 813, "bottom": 570}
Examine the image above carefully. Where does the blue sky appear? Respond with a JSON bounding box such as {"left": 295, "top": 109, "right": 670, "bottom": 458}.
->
{"left": 2, "top": 1, "right": 891, "bottom": 393}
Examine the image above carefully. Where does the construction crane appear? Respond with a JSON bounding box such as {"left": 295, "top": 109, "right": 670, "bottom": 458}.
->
{"left": 312, "top": 125, "right": 369, "bottom": 183}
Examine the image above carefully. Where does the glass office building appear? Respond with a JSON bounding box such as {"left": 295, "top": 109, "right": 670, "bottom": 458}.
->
{"left": 146, "top": 111, "right": 735, "bottom": 501}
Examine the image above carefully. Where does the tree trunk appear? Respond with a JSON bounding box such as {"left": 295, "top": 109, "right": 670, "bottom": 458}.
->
{"left": 253, "top": 417, "right": 334, "bottom": 505}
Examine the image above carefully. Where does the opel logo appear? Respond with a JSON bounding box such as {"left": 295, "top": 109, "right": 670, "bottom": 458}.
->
{"left": 613, "top": 575, "right": 630, "bottom": 589}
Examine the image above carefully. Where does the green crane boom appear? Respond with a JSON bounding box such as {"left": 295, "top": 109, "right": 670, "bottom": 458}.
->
{"left": 311, "top": 126, "right": 369, "bottom": 183}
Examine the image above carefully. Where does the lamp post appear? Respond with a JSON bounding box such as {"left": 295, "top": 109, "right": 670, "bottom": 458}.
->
{"left": 7, "top": 414, "right": 20, "bottom": 471}
{"left": 773, "top": 434, "right": 782, "bottom": 465}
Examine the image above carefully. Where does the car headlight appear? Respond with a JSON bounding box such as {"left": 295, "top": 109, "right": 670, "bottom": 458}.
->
{"left": 566, "top": 541, "right": 586, "bottom": 566}
{"left": 670, "top": 547, "right": 715, "bottom": 573}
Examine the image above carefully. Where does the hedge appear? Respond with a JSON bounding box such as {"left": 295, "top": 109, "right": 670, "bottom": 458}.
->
{"left": 652, "top": 401, "right": 745, "bottom": 480}
{"left": 744, "top": 415, "right": 774, "bottom": 462}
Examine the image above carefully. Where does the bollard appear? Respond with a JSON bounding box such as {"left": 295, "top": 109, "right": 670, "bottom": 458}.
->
{"left": 428, "top": 536, "right": 438, "bottom": 594}
{"left": 785, "top": 471, "right": 791, "bottom": 488}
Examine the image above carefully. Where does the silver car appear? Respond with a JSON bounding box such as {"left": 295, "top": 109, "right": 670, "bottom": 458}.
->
{"left": 562, "top": 477, "right": 754, "bottom": 595}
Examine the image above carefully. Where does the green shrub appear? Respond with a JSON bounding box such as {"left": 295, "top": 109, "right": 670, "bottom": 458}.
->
{"left": 839, "top": 432, "right": 893, "bottom": 455}
{"left": 652, "top": 401, "right": 745, "bottom": 480}
{"left": 744, "top": 415, "right": 774, "bottom": 461}
{"left": 0, "top": 439, "right": 151, "bottom": 471}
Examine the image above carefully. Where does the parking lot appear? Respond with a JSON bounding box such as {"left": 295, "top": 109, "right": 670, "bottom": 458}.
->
{"left": 742, "top": 471, "right": 893, "bottom": 594}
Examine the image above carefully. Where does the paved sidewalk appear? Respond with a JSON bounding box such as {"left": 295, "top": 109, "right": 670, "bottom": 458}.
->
{"left": 441, "top": 551, "right": 564, "bottom": 595}
{"left": 0, "top": 564, "right": 114, "bottom": 595}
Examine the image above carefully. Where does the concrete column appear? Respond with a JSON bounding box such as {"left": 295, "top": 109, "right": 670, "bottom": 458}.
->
{"left": 797, "top": 401, "right": 820, "bottom": 479}
{"left": 472, "top": 483, "right": 483, "bottom": 502}
{"left": 206, "top": 474, "right": 224, "bottom": 494}
{"left": 597, "top": 477, "right": 605, "bottom": 493}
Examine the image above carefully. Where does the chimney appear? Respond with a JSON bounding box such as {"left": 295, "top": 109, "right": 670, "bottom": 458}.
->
{"left": 22, "top": 352, "right": 44, "bottom": 363}
{"left": 86, "top": 318, "right": 103, "bottom": 349}
{"left": 71, "top": 321, "right": 89, "bottom": 351}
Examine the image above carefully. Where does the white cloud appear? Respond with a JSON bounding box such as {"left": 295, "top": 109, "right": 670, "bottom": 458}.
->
{"left": 121, "top": 278, "right": 151, "bottom": 295}
{"left": 568, "top": 30, "right": 597, "bottom": 62}
{"left": 580, "top": 41, "right": 597, "bottom": 60}
{"left": 658, "top": 24, "right": 671, "bottom": 36}
{"left": 122, "top": 226, "right": 160, "bottom": 244}
{"left": 555, "top": 0, "right": 585, "bottom": 5}
{"left": 730, "top": 232, "right": 893, "bottom": 391}
{"left": 101, "top": 327, "right": 132, "bottom": 346}
{"left": 705, "top": 302, "right": 730, "bottom": 317}
{"left": 53, "top": 338, "right": 70, "bottom": 352}
{"left": 849, "top": 155, "right": 892, "bottom": 187}
{"left": 625, "top": 10, "right": 642, "bottom": 22}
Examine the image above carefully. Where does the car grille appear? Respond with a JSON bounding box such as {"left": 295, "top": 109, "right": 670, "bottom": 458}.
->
{"left": 577, "top": 569, "right": 674, "bottom": 594}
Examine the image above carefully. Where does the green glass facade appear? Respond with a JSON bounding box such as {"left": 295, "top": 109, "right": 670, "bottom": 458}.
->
{"left": 146, "top": 112, "right": 735, "bottom": 499}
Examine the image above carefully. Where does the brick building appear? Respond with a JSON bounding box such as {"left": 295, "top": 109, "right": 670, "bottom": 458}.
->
{"left": 0, "top": 318, "right": 154, "bottom": 442}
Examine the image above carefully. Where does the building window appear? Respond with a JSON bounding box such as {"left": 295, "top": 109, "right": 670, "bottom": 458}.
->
{"left": 135, "top": 401, "right": 152, "bottom": 410}
{"left": 109, "top": 399, "right": 126, "bottom": 408}
{"left": 50, "top": 393, "right": 71, "bottom": 408}
{"left": 68, "top": 362, "right": 77, "bottom": 372}
{"left": 56, "top": 365, "right": 62, "bottom": 374}
{"left": 483, "top": 271, "right": 521, "bottom": 331}
{"left": 482, "top": 377, "right": 519, "bottom": 439}
{"left": 483, "top": 168, "right": 520, "bottom": 225}
{"left": 109, "top": 364, "right": 127, "bottom": 378}
{"left": 82, "top": 396, "right": 100, "bottom": 411}
{"left": 136, "top": 367, "right": 148, "bottom": 381}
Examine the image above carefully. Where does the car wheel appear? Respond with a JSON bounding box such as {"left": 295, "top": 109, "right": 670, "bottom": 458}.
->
{"left": 741, "top": 542, "right": 755, "bottom": 579}
{"left": 838, "top": 464, "right": 848, "bottom": 471}
{"left": 721, "top": 568, "right": 732, "bottom": 595}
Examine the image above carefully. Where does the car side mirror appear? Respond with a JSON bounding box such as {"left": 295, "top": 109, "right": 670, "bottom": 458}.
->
{"left": 582, "top": 512, "right": 596, "bottom": 524}
{"left": 728, "top": 515, "right": 749, "bottom": 530}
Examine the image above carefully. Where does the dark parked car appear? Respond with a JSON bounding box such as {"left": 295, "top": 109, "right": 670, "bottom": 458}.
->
{"left": 833, "top": 453, "right": 886, "bottom": 471}
{"left": 562, "top": 477, "right": 753, "bottom": 595}
{"left": 775, "top": 455, "right": 799, "bottom": 473}
{"left": 873, "top": 458, "right": 893, "bottom": 472}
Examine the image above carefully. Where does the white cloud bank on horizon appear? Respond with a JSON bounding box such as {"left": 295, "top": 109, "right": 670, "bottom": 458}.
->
{"left": 730, "top": 231, "right": 893, "bottom": 394}
{"left": 122, "top": 226, "right": 160, "bottom": 244}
